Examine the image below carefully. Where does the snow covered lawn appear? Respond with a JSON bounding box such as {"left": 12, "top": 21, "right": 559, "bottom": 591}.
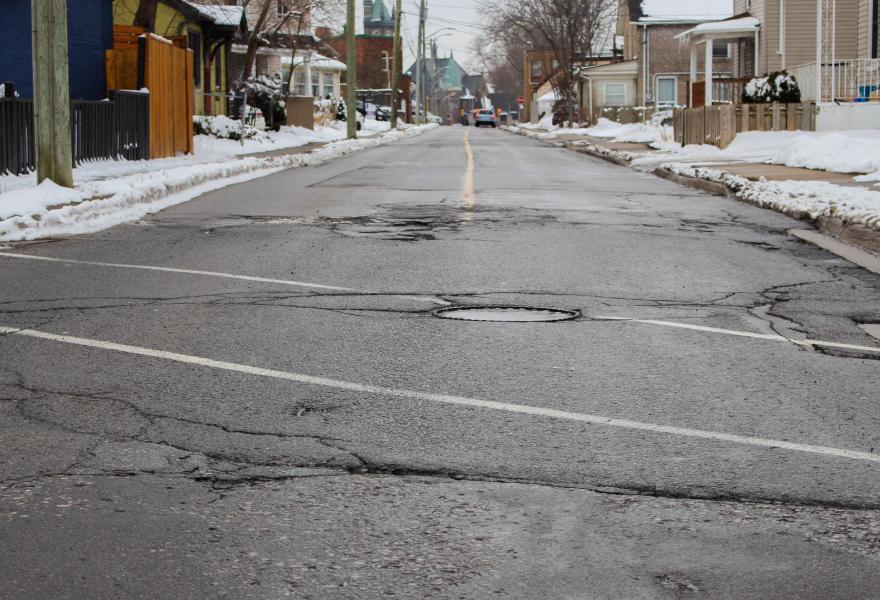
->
{"left": 0, "top": 121, "right": 436, "bottom": 242}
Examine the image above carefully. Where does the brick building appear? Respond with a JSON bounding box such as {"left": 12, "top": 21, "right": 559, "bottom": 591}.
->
{"left": 325, "top": 0, "right": 397, "bottom": 91}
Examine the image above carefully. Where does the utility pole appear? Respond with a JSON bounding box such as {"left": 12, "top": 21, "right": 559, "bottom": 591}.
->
{"left": 345, "top": 0, "right": 357, "bottom": 139}
{"left": 389, "top": 0, "right": 402, "bottom": 128}
{"left": 32, "top": 0, "right": 73, "bottom": 187}
{"left": 415, "top": 0, "right": 426, "bottom": 124}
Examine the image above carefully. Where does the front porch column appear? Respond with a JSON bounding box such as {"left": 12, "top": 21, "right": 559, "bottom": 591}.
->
{"left": 304, "top": 53, "right": 313, "bottom": 97}
{"left": 689, "top": 45, "right": 698, "bottom": 105}
{"left": 705, "top": 38, "right": 714, "bottom": 106}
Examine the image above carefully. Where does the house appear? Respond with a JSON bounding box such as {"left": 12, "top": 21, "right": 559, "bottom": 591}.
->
{"left": 579, "top": 0, "right": 734, "bottom": 120}
{"left": 325, "top": 0, "right": 397, "bottom": 91}
{"left": 229, "top": 0, "right": 313, "bottom": 84}
{"left": 0, "top": 0, "right": 113, "bottom": 100}
{"left": 678, "top": 0, "right": 880, "bottom": 104}
{"left": 284, "top": 51, "right": 347, "bottom": 99}
{"left": 406, "top": 45, "right": 470, "bottom": 121}
{"left": 113, "top": 0, "right": 245, "bottom": 116}
{"left": 524, "top": 47, "right": 617, "bottom": 122}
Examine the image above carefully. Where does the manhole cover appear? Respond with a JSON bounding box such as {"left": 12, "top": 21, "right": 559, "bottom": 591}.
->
{"left": 433, "top": 306, "right": 579, "bottom": 322}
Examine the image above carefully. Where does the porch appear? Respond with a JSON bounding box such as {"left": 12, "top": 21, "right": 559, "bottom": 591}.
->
{"left": 790, "top": 59, "right": 880, "bottom": 103}
{"left": 677, "top": 16, "right": 760, "bottom": 107}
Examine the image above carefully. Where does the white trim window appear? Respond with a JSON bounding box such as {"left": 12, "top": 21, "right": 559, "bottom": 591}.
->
{"left": 603, "top": 82, "right": 626, "bottom": 106}
{"left": 712, "top": 42, "right": 731, "bottom": 59}
{"left": 311, "top": 72, "right": 320, "bottom": 97}
{"left": 321, "top": 72, "right": 334, "bottom": 98}
{"left": 292, "top": 71, "right": 306, "bottom": 96}
{"left": 656, "top": 76, "right": 677, "bottom": 107}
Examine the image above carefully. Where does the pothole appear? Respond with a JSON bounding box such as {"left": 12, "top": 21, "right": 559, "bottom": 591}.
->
{"left": 432, "top": 306, "right": 580, "bottom": 322}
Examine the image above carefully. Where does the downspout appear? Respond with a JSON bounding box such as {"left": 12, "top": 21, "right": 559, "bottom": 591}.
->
{"left": 779, "top": 0, "right": 785, "bottom": 70}
{"left": 642, "top": 24, "right": 648, "bottom": 108}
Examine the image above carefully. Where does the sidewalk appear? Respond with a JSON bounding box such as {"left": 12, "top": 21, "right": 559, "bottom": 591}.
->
{"left": 0, "top": 122, "right": 437, "bottom": 243}
{"left": 504, "top": 122, "right": 880, "bottom": 255}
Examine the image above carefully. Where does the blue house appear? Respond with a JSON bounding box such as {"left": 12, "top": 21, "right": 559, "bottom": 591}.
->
{"left": 0, "top": 0, "right": 113, "bottom": 100}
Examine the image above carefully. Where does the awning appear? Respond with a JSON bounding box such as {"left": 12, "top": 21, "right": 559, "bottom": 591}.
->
{"left": 676, "top": 16, "right": 759, "bottom": 45}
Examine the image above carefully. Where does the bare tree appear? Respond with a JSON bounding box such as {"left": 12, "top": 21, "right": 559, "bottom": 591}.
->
{"left": 481, "top": 0, "right": 616, "bottom": 125}
{"left": 133, "top": 0, "right": 160, "bottom": 30}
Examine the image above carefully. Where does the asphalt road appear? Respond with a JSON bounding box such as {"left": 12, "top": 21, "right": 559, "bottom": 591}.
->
{"left": 1, "top": 125, "right": 879, "bottom": 599}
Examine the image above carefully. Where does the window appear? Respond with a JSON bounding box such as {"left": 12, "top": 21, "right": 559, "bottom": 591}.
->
{"left": 293, "top": 71, "right": 306, "bottom": 96}
{"left": 551, "top": 59, "right": 560, "bottom": 71}
{"left": 873, "top": 0, "right": 880, "bottom": 59}
{"left": 712, "top": 42, "right": 731, "bottom": 59}
{"left": 187, "top": 31, "right": 202, "bottom": 86}
{"left": 322, "top": 72, "right": 334, "bottom": 98}
{"left": 603, "top": 82, "right": 626, "bottom": 106}
{"left": 530, "top": 60, "right": 542, "bottom": 81}
{"left": 277, "top": 0, "right": 290, "bottom": 17}
{"left": 214, "top": 49, "right": 222, "bottom": 91}
{"left": 380, "top": 51, "right": 389, "bottom": 72}
{"left": 311, "top": 72, "right": 320, "bottom": 97}
{"left": 656, "top": 76, "right": 676, "bottom": 106}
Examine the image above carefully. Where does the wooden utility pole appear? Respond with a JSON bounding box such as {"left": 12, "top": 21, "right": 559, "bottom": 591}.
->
{"left": 414, "top": 0, "right": 426, "bottom": 124}
{"left": 345, "top": 0, "right": 358, "bottom": 139}
{"left": 32, "top": 0, "right": 73, "bottom": 187}
{"left": 390, "top": 0, "right": 403, "bottom": 128}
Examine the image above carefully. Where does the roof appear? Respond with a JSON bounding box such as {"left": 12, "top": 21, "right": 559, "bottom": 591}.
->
{"left": 368, "top": 0, "right": 393, "bottom": 24}
{"left": 677, "top": 14, "right": 759, "bottom": 43}
{"left": 579, "top": 59, "right": 639, "bottom": 78}
{"left": 181, "top": 1, "right": 245, "bottom": 30}
{"left": 637, "top": 0, "right": 733, "bottom": 21}
{"left": 283, "top": 51, "right": 347, "bottom": 71}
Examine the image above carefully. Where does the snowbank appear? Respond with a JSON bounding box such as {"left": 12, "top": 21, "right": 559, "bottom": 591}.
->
{"left": 666, "top": 163, "right": 880, "bottom": 231}
{"left": 0, "top": 123, "right": 436, "bottom": 241}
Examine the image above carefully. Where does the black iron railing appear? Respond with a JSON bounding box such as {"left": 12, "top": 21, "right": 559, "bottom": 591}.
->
{"left": 0, "top": 90, "right": 150, "bottom": 176}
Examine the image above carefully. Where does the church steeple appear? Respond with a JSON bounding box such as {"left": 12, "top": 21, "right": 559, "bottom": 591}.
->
{"left": 363, "top": 0, "right": 394, "bottom": 36}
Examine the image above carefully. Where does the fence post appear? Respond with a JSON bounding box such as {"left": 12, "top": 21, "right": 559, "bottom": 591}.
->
{"left": 31, "top": 0, "right": 73, "bottom": 187}
{"left": 740, "top": 103, "right": 750, "bottom": 132}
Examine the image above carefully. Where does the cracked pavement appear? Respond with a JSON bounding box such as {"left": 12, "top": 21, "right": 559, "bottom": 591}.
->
{"left": 1, "top": 126, "right": 880, "bottom": 598}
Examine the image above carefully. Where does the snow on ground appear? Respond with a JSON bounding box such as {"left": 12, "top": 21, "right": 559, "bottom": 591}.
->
{"left": 0, "top": 121, "right": 435, "bottom": 242}
{"left": 632, "top": 129, "right": 880, "bottom": 176}
{"left": 666, "top": 163, "right": 880, "bottom": 230}
{"left": 508, "top": 117, "right": 674, "bottom": 145}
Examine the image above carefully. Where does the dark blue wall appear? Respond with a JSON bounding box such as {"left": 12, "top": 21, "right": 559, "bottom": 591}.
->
{"left": 0, "top": 0, "right": 113, "bottom": 100}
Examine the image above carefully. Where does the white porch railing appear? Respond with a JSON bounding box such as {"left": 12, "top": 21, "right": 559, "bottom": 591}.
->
{"left": 790, "top": 59, "right": 880, "bottom": 103}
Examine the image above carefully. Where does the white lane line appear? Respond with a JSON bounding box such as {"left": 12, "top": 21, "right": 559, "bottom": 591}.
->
{"left": 2, "top": 325, "right": 879, "bottom": 464}
{"left": 594, "top": 316, "right": 880, "bottom": 354}
{"left": 0, "top": 251, "right": 449, "bottom": 306}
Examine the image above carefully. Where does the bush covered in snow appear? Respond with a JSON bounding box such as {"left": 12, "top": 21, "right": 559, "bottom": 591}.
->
{"left": 239, "top": 75, "right": 286, "bottom": 131}
{"left": 194, "top": 115, "right": 263, "bottom": 141}
{"left": 741, "top": 71, "right": 801, "bottom": 104}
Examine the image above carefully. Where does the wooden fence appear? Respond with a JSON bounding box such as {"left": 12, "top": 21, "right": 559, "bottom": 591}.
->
{"left": 286, "top": 96, "right": 315, "bottom": 130}
{"left": 0, "top": 91, "right": 149, "bottom": 176}
{"left": 673, "top": 103, "right": 817, "bottom": 149}
{"left": 139, "top": 34, "right": 193, "bottom": 158}
{"left": 107, "top": 27, "right": 193, "bottom": 159}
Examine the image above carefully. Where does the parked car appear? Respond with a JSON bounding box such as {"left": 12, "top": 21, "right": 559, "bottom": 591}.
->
{"left": 474, "top": 109, "right": 497, "bottom": 128}
{"left": 375, "top": 105, "right": 391, "bottom": 121}
{"left": 336, "top": 102, "right": 365, "bottom": 130}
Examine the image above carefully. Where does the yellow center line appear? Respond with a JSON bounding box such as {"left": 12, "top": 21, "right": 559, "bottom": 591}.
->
{"left": 462, "top": 128, "right": 475, "bottom": 222}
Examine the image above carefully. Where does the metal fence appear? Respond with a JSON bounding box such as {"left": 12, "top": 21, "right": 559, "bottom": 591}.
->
{"left": 0, "top": 90, "right": 149, "bottom": 176}
{"left": 791, "top": 59, "right": 880, "bottom": 103}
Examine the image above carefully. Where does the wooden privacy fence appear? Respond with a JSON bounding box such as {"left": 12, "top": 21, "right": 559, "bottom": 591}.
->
{"left": 286, "top": 96, "right": 315, "bottom": 130}
{"left": 0, "top": 91, "right": 150, "bottom": 176}
{"left": 674, "top": 103, "right": 817, "bottom": 149}
{"left": 139, "top": 34, "right": 193, "bottom": 158}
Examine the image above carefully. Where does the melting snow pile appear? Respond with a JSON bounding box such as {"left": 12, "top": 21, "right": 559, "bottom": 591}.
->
{"left": 0, "top": 123, "right": 437, "bottom": 241}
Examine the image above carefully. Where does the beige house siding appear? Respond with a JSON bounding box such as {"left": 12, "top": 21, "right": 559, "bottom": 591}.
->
{"left": 858, "top": 0, "right": 872, "bottom": 58}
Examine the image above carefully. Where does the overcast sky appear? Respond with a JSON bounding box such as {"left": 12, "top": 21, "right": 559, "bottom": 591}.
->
{"left": 394, "top": 0, "right": 734, "bottom": 73}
